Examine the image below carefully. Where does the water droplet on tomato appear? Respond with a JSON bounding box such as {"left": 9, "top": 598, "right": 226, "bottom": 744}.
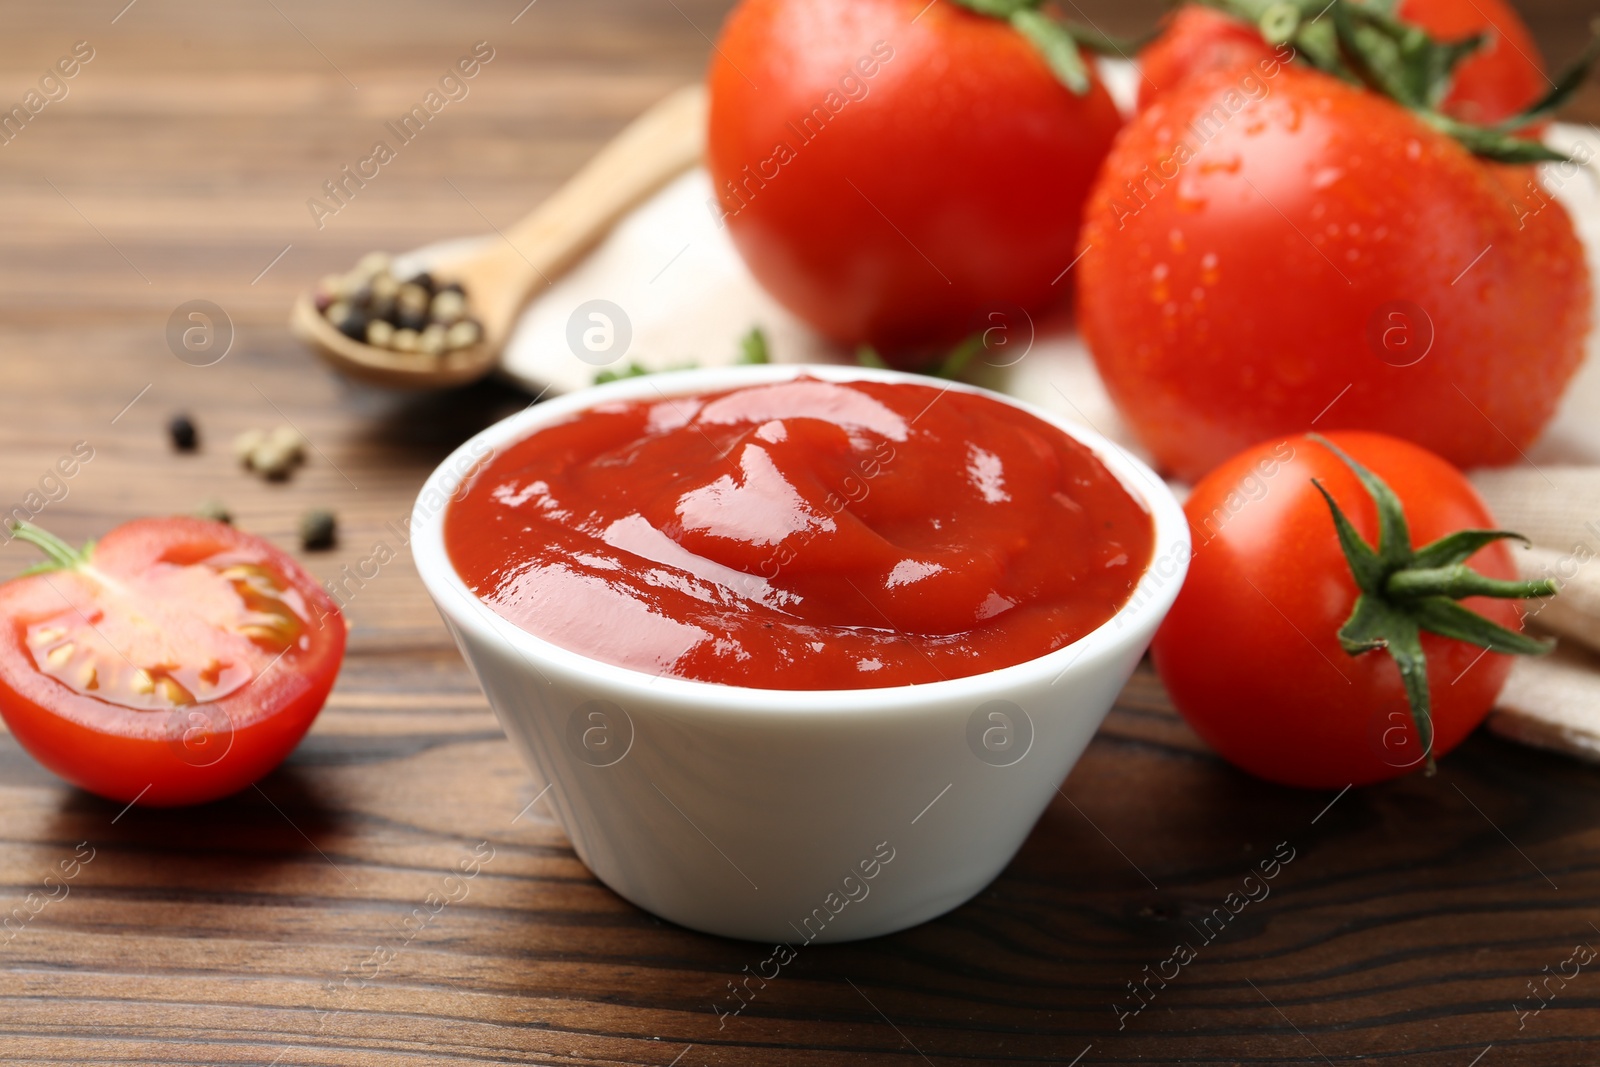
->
{"left": 1150, "top": 262, "right": 1170, "bottom": 303}
{"left": 1310, "top": 167, "right": 1343, "bottom": 190}
{"left": 1175, "top": 177, "right": 1207, "bottom": 211}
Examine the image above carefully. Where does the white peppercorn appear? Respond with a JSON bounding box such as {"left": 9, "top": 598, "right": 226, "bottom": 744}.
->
{"left": 232, "top": 428, "right": 266, "bottom": 464}
{"left": 419, "top": 323, "right": 448, "bottom": 356}
{"left": 445, "top": 320, "right": 482, "bottom": 350}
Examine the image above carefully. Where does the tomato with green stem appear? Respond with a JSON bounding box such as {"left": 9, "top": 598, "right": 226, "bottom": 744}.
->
{"left": 0, "top": 518, "right": 345, "bottom": 806}
{"left": 707, "top": 0, "right": 1123, "bottom": 354}
{"left": 1080, "top": 5, "right": 1593, "bottom": 482}
{"left": 1151, "top": 432, "right": 1553, "bottom": 788}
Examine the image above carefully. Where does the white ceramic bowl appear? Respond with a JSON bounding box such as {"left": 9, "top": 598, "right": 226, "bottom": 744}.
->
{"left": 412, "top": 364, "right": 1189, "bottom": 943}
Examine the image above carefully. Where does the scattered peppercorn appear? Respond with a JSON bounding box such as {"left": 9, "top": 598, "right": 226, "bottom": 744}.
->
{"left": 327, "top": 300, "right": 367, "bottom": 341}
{"left": 299, "top": 509, "right": 337, "bottom": 551}
{"left": 232, "top": 428, "right": 265, "bottom": 464}
{"left": 252, "top": 439, "right": 297, "bottom": 481}
{"left": 445, "top": 319, "right": 482, "bottom": 350}
{"left": 168, "top": 413, "right": 198, "bottom": 451}
{"left": 267, "top": 424, "right": 307, "bottom": 456}
{"left": 314, "top": 254, "right": 482, "bottom": 358}
{"left": 233, "top": 424, "right": 309, "bottom": 481}
{"left": 194, "top": 499, "right": 232, "bottom": 525}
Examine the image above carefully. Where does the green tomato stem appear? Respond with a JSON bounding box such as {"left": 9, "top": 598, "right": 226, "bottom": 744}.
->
{"left": 1198, "top": 0, "right": 1597, "bottom": 164}
{"left": 946, "top": 0, "right": 1112, "bottom": 95}
{"left": 1386, "top": 565, "right": 1557, "bottom": 602}
{"left": 8, "top": 521, "right": 92, "bottom": 573}
{"left": 1308, "top": 434, "right": 1556, "bottom": 777}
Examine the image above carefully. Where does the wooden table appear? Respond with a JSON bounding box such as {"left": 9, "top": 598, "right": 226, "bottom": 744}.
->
{"left": 2, "top": 2, "right": 1598, "bottom": 1062}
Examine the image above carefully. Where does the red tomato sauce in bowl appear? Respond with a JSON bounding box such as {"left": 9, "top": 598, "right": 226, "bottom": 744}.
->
{"left": 444, "top": 377, "right": 1153, "bottom": 689}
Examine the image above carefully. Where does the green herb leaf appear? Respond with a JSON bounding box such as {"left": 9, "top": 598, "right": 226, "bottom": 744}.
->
{"left": 594, "top": 361, "right": 651, "bottom": 385}
{"left": 738, "top": 326, "right": 771, "bottom": 365}
{"left": 855, "top": 345, "right": 890, "bottom": 370}
{"left": 931, "top": 333, "right": 986, "bottom": 380}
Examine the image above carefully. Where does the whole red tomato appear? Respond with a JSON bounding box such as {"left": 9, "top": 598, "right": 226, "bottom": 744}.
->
{"left": 1152, "top": 432, "right": 1538, "bottom": 788}
{"left": 707, "top": 0, "right": 1122, "bottom": 352}
{"left": 1078, "top": 62, "right": 1589, "bottom": 483}
{"left": 1137, "top": 0, "right": 1546, "bottom": 123}
{"left": 0, "top": 518, "right": 345, "bottom": 806}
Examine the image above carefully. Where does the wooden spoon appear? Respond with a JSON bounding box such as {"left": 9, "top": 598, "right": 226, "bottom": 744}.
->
{"left": 290, "top": 84, "right": 707, "bottom": 389}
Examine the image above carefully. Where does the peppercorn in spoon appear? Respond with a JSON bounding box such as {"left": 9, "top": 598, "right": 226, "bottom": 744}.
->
{"left": 289, "top": 86, "right": 705, "bottom": 389}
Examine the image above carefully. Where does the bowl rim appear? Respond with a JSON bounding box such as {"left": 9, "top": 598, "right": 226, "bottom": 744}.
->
{"left": 410, "top": 363, "right": 1191, "bottom": 714}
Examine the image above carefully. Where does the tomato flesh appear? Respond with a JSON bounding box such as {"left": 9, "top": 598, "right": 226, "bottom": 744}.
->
{"left": 0, "top": 518, "right": 345, "bottom": 806}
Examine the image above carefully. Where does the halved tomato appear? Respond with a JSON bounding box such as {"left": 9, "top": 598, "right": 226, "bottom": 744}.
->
{"left": 0, "top": 518, "right": 345, "bottom": 806}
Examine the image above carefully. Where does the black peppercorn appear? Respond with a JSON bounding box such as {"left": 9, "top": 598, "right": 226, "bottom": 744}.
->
{"left": 168, "top": 414, "right": 198, "bottom": 451}
{"left": 300, "top": 509, "right": 337, "bottom": 551}
{"left": 332, "top": 305, "right": 368, "bottom": 340}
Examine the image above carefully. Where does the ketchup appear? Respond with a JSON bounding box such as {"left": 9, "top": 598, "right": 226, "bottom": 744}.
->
{"left": 445, "top": 378, "right": 1153, "bottom": 689}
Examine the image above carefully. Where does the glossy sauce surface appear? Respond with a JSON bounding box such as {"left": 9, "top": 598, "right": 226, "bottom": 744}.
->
{"left": 445, "top": 378, "right": 1153, "bottom": 689}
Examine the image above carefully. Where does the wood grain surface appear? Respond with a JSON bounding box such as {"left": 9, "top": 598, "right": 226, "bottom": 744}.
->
{"left": 2, "top": 2, "right": 1600, "bottom": 1063}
